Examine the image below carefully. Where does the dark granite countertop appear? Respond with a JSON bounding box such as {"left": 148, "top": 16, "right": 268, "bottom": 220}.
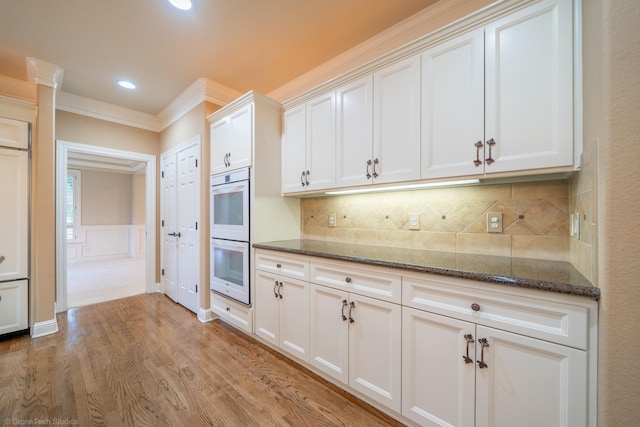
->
{"left": 253, "top": 239, "right": 600, "bottom": 300}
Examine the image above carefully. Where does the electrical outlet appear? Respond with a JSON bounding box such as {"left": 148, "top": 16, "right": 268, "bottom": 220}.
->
{"left": 328, "top": 214, "right": 336, "bottom": 228}
{"left": 487, "top": 212, "right": 503, "bottom": 233}
{"left": 409, "top": 213, "right": 420, "bottom": 230}
{"left": 571, "top": 212, "right": 580, "bottom": 239}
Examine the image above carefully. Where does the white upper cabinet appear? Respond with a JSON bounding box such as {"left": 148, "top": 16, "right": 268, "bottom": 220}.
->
{"left": 484, "top": 0, "right": 574, "bottom": 173}
{"left": 423, "top": 0, "right": 574, "bottom": 179}
{"left": 421, "top": 29, "right": 485, "bottom": 180}
{"left": 336, "top": 56, "right": 421, "bottom": 188}
{"left": 210, "top": 103, "right": 253, "bottom": 175}
{"left": 282, "top": 93, "right": 336, "bottom": 193}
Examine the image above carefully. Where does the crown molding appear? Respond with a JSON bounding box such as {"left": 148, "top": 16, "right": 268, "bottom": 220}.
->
{"left": 268, "top": 0, "right": 501, "bottom": 105}
{"left": 26, "top": 57, "right": 64, "bottom": 89}
{"left": 157, "top": 78, "right": 243, "bottom": 131}
{"left": 56, "top": 91, "right": 161, "bottom": 132}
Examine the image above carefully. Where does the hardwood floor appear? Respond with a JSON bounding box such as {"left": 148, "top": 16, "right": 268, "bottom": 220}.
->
{"left": 0, "top": 294, "right": 404, "bottom": 426}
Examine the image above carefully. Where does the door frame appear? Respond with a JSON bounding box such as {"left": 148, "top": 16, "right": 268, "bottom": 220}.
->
{"left": 55, "top": 140, "right": 157, "bottom": 312}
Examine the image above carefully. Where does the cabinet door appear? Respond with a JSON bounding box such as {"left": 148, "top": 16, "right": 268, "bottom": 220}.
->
{"left": 373, "top": 56, "right": 421, "bottom": 184}
{"left": 0, "top": 148, "right": 28, "bottom": 282}
{"left": 227, "top": 104, "right": 253, "bottom": 171}
{"left": 306, "top": 92, "right": 336, "bottom": 191}
{"left": 254, "top": 270, "right": 281, "bottom": 346}
{"left": 210, "top": 116, "right": 230, "bottom": 175}
{"left": 0, "top": 117, "right": 29, "bottom": 150}
{"left": 282, "top": 104, "right": 308, "bottom": 193}
{"left": 475, "top": 326, "right": 587, "bottom": 427}
{"left": 484, "top": 0, "right": 573, "bottom": 173}
{"left": 402, "top": 307, "right": 475, "bottom": 427}
{"left": 309, "top": 284, "right": 349, "bottom": 385}
{"left": 348, "top": 294, "right": 401, "bottom": 413}
{"left": 336, "top": 76, "right": 373, "bottom": 188}
{"left": 0, "top": 279, "right": 28, "bottom": 334}
{"left": 278, "top": 276, "right": 310, "bottom": 362}
{"left": 421, "top": 29, "right": 485, "bottom": 179}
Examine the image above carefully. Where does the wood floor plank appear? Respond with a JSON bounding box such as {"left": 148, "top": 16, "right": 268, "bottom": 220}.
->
{"left": 0, "top": 294, "right": 404, "bottom": 426}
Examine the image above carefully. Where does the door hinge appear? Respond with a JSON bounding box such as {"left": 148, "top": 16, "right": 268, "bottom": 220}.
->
{"left": 161, "top": 171, "right": 164, "bottom": 178}
{"left": 162, "top": 219, "right": 165, "bottom": 227}
{"left": 195, "top": 221, "right": 198, "bottom": 230}
{"left": 195, "top": 159, "right": 198, "bottom": 167}
{"left": 195, "top": 284, "right": 198, "bottom": 293}
{"left": 161, "top": 268, "right": 165, "bottom": 276}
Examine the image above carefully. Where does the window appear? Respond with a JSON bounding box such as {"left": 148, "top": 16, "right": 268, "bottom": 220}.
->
{"left": 66, "top": 169, "right": 81, "bottom": 241}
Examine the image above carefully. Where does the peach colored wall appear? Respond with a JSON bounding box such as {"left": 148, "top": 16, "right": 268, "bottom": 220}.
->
{"left": 80, "top": 170, "right": 134, "bottom": 226}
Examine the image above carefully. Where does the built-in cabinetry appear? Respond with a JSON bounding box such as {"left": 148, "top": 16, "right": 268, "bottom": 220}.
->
{"left": 209, "top": 102, "right": 252, "bottom": 175}
{"left": 252, "top": 248, "right": 597, "bottom": 426}
{"left": 254, "top": 251, "right": 310, "bottom": 361}
{"left": 0, "top": 117, "right": 30, "bottom": 336}
{"left": 282, "top": 92, "right": 336, "bottom": 193}
{"left": 422, "top": 0, "right": 574, "bottom": 179}
{"left": 282, "top": 0, "right": 577, "bottom": 195}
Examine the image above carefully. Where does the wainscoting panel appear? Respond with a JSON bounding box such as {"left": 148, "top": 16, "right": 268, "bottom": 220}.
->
{"left": 67, "top": 225, "right": 146, "bottom": 263}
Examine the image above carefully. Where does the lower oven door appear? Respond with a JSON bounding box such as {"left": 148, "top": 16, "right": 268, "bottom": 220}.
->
{"left": 210, "top": 238, "right": 250, "bottom": 305}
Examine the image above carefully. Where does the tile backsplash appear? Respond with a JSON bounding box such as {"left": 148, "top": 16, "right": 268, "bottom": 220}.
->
{"left": 301, "top": 179, "right": 570, "bottom": 262}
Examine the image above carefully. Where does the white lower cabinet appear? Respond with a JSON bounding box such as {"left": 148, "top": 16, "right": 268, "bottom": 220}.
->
{"left": 0, "top": 279, "right": 29, "bottom": 335}
{"left": 210, "top": 292, "right": 253, "bottom": 334}
{"left": 309, "top": 284, "right": 402, "bottom": 413}
{"left": 402, "top": 307, "right": 587, "bottom": 427}
{"left": 255, "top": 270, "right": 310, "bottom": 362}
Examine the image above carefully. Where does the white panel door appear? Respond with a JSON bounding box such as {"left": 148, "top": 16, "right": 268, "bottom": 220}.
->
{"left": 282, "top": 104, "right": 308, "bottom": 193}
{"left": 210, "top": 116, "right": 230, "bottom": 174}
{"left": 422, "top": 29, "right": 485, "bottom": 179}
{"left": 278, "top": 276, "right": 310, "bottom": 362}
{"left": 177, "top": 144, "right": 200, "bottom": 314}
{"left": 306, "top": 92, "right": 336, "bottom": 191}
{"left": 161, "top": 153, "right": 178, "bottom": 301}
{"left": 475, "top": 326, "right": 587, "bottom": 427}
{"left": 402, "top": 307, "right": 475, "bottom": 427}
{"left": 484, "top": 0, "right": 573, "bottom": 173}
{"left": 0, "top": 148, "right": 29, "bottom": 282}
{"left": 373, "top": 55, "right": 421, "bottom": 184}
{"left": 348, "top": 293, "right": 402, "bottom": 413}
{"left": 309, "top": 284, "right": 349, "bottom": 385}
{"left": 336, "top": 77, "right": 373, "bottom": 188}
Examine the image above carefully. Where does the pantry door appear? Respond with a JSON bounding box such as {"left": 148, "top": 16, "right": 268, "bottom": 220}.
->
{"left": 161, "top": 137, "right": 200, "bottom": 314}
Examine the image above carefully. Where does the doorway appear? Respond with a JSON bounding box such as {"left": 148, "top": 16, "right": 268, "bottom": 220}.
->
{"left": 55, "top": 140, "right": 156, "bottom": 313}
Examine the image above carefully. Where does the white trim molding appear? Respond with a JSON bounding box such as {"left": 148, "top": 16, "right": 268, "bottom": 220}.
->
{"left": 198, "top": 308, "right": 214, "bottom": 323}
{"left": 31, "top": 317, "right": 59, "bottom": 338}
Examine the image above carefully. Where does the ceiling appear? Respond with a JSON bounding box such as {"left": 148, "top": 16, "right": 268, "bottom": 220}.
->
{"left": 0, "top": 0, "right": 437, "bottom": 115}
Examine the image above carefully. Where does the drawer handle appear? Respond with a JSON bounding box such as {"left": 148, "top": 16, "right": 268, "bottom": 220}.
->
{"left": 278, "top": 281, "right": 283, "bottom": 299}
{"left": 477, "top": 338, "right": 489, "bottom": 369}
{"left": 348, "top": 301, "right": 356, "bottom": 323}
{"left": 471, "top": 303, "right": 480, "bottom": 312}
{"left": 366, "top": 159, "right": 372, "bottom": 179}
{"left": 345, "top": 277, "right": 352, "bottom": 283}
{"left": 485, "top": 138, "right": 496, "bottom": 165}
{"left": 463, "top": 334, "right": 474, "bottom": 364}
{"left": 273, "top": 280, "right": 279, "bottom": 298}
{"left": 473, "top": 140, "right": 483, "bottom": 167}
{"left": 341, "top": 299, "right": 348, "bottom": 321}
{"left": 276, "top": 263, "right": 282, "bottom": 269}
{"left": 226, "top": 307, "right": 230, "bottom": 311}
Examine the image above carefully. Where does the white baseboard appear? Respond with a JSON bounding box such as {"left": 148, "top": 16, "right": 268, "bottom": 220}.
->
{"left": 198, "top": 308, "right": 214, "bottom": 323}
{"left": 31, "top": 318, "right": 59, "bottom": 338}
{"left": 155, "top": 282, "right": 163, "bottom": 293}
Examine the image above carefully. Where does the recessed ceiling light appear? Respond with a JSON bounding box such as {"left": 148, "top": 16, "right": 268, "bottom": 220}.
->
{"left": 118, "top": 80, "right": 136, "bottom": 90}
{"left": 168, "top": 0, "right": 192, "bottom": 10}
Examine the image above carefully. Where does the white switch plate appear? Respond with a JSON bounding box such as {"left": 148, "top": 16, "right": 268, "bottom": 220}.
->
{"left": 409, "top": 213, "right": 420, "bottom": 230}
{"left": 487, "top": 212, "right": 503, "bottom": 233}
{"left": 328, "top": 214, "right": 336, "bottom": 228}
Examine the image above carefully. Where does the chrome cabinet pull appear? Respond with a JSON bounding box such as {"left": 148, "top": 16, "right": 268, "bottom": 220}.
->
{"left": 300, "top": 170, "right": 306, "bottom": 187}
{"left": 463, "top": 334, "right": 475, "bottom": 364}
{"left": 345, "top": 277, "right": 352, "bottom": 283}
{"left": 485, "top": 139, "right": 496, "bottom": 165}
{"left": 366, "top": 159, "right": 372, "bottom": 179}
{"left": 471, "top": 303, "right": 480, "bottom": 311}
{"left": 276, "top": 263, "right": 281, "bottom": 269}
{"left": 305, "top": 170, "right": 310, "bottom": 186}
{"left": 0, "top": 255, "right": 5, "bottom": 265}
{"left": 372, "top": 158, "right": 379, "bottom": 178}
{"left": 273, "top": 280, "right": 279, "bottom": 298}
{"left": 227, "top": 152, "right": 232, "bottom": 166}
{"left": 341, "top": 299, "right": 348, "bottom": 321}
{"left": 477, "top": 338, "right": 489, "bottom": 368}
{"left": 348, "top": 301, "right": 356, "bottom": 323}
{"left": 474, "top": 141, "right": 484, "bottom": 167}
{"left": 277, "top": 282, "right": 283, "bottom": 299}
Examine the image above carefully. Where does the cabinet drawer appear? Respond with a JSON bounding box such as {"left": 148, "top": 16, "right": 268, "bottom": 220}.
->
{"left": 310, "top": 260, "right": 401, "bottom": 304}
{"left": 210, "top": 292, "right": 253, "bottom": 334}
{"left": 403, "top": 275, "right": 589, "bottom": 349}
{"left": 0, "top": 279, "right": 29, "bottom": 335}
{"left": 255, "top": 250, "right": 309, "bottom": 281}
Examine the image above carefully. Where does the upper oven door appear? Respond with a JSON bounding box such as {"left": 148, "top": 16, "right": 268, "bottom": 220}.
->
{"left": 210, "top": 172, "right": 250, "bottom": 242}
